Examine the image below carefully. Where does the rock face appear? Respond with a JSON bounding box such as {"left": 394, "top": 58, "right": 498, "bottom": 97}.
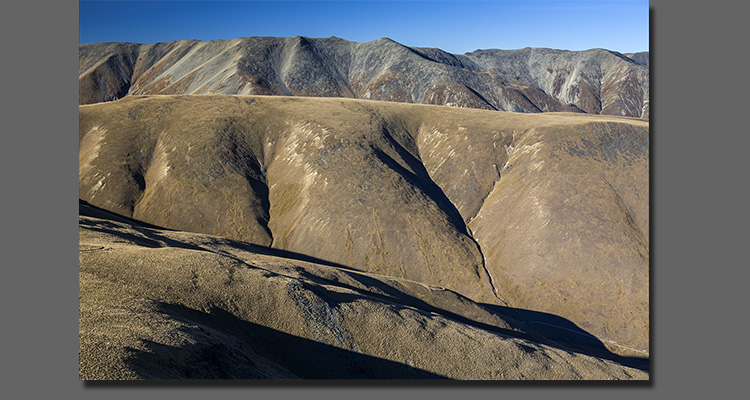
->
{"left": 79, "top": 95, "right": 650, "bottom": 376}
{"left": 79, "top": 36, "right": 649, "bottom": 118}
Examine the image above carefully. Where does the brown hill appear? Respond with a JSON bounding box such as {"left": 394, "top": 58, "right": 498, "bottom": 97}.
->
{"left": 79, "top": 37, "right": 649, "bottom": 118}
{"left": 79, "top": 199, "right": 647, "bottom": 379}
{"left": 79, "top": 95, "right": 649, "bottom": 377}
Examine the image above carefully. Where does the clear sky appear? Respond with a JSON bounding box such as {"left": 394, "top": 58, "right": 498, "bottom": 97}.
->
{"left": 79, "top": 0, "right": 649, "bottom": 54}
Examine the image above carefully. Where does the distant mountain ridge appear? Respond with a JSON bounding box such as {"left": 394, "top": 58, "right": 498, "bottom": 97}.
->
{"left": 79, "top": 36, "right": 649, "bottom": 118}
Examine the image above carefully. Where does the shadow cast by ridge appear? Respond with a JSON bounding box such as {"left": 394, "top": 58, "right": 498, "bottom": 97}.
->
{"left": 123, "top": 302, "right": 447, "bottom": 380}
{"left": 480, "top": 303, "right": 649, "bottom": 372}
{"left": 79, "top": 199, "right": 361, "bottom": 272}
{"left": 80, "top": 198, "right": 648, "bottom": 373}
{"left": 295, "top": 267, "right": 649, "bottom": 373}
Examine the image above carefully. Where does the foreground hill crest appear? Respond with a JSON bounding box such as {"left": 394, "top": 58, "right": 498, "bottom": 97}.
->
{"left": 79, "top": 36, "right": 649, "bottom": 118}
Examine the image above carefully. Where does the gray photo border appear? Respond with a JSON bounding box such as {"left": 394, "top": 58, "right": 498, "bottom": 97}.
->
{"left": 5, "top": 0, "right": 745, "bottom": 398}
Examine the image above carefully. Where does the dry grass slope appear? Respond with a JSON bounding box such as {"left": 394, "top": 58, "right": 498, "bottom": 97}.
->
{"left": 79, "top": 199, "right": 648, "bottom": 379}
{"left": 79, "top": 94, "right": 649, "bottom": 379}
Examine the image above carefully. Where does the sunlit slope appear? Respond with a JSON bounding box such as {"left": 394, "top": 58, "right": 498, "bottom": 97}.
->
{"left": 79, "top": 94, "right": 648, "bottom": 354}
{"left": 79, "top": 200, "right": 648, "bottom": 379}
{"left": 467, "top": 122, "right": 649, "bottom": 354}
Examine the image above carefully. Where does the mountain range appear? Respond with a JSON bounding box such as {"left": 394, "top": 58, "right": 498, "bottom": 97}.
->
{"left": 79, "top": 36, "right": 649, "bottom": 118}
{"left": 79, "top": 94, "right": 649, "bottom": 379}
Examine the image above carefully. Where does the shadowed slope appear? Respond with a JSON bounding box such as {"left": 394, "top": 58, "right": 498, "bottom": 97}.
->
{"left": 79, "top": 42, "right": 141, "bottom": 104}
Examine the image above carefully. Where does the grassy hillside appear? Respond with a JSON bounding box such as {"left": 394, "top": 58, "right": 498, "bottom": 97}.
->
{"left": 79, "top": 94, "right": 649, "bottom": 365}
{"left": 79, "top": 199, "right": 648, "bottom": 379}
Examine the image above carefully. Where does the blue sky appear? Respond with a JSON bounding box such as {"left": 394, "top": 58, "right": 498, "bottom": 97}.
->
{"left": 79, "top": 1, "right": 649, "bottom": 54}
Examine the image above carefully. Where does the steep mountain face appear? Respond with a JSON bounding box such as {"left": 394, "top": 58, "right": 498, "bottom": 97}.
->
{"left": 79, "top": 95, "right": 649, "bottom": 358}
{"left": 79, "top": 36, "right": 649, "bottom": 118}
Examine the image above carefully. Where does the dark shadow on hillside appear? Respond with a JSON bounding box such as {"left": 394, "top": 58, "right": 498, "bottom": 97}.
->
{"left": 290, "top": 267, "right": 649, "bottom": 373}
{"left": 290, "top": 267, "right": 532, "bottom": 340}
{"left": 372, "top": 126, "right": 470, "bottom": 234}
{"left": 79, "top": 199, "right": 168, "bottom": 230}
{"left": 480, "top": 304, "right": 649, "bottom": 372}
{"left": 79, "top": 199, "right": 361, "bottom": 272}
{"left": 79, "top": 198, "right": 647, "bottom": 373}
{"left": 123, "top": 302, "right": 446, "bottom": 380}
{"left": 264, "top": 247, "right": 361, "bottom": 271}
{"left": 79, "top": 205, "right": 206, "bottom": 253}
